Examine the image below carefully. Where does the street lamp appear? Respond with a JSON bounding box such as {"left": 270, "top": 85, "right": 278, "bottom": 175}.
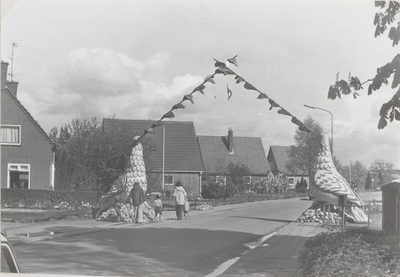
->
{"left": 304, "top": 104, "right": 333, "bottom": 156}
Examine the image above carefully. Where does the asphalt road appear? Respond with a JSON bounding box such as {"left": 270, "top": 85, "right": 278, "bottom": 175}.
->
{"left": 11, "top": 198, "right": 312, "bottom": 276}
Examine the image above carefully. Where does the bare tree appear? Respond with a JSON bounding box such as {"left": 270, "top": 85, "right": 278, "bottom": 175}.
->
{"left": 370, "top": 158, "right": 394, "bottom": 189}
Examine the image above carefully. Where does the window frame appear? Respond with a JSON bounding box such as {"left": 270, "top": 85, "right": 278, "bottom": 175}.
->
{"left": 243, "top": 176, "right": 251, "bottom": 185}
{"left": 7, "top": 163, "right": 30, "bottom": 189}
{"left": 164, "top": 174, "right": 174, "bottom": 186}
{"left": 1, "top": 124, "right": 21, "bottom": 146}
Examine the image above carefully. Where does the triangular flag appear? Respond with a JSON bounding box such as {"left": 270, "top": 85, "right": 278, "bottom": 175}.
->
{"left": 161, "top": 111, "right": 175, "bottom": 120}
{"left": 215, "top": 67, "right": 235, "bottom": 75}
{"left": 214, "top": 60, "right": 226, "bottom": 68}
{"left": 227, "top": 55, "right": 238, "bottom": 67}
{"left": 151, "top": 121, "right": 163, "bottom": 128}
{"left": 298, "top": 125, "right": 311, "bottom": 133}
{"left": 291, "top": 117, "right": 303, "bottom": 126}
{"left": 244, "top": 82, "right": 258, "bottom": 91}
{"left": 172, "top": 103, "right": 185, "bottom": 110}
{"left": 269, "top": 99, "right": 280, "bottom": 110}
{"left": 194, "top": 84, "right": 206, "bottom": 94}
{"left": 205, "top": 74, "right": 216, "bottom": 84}
{"left": 277, "top": 108, "right": 292, "bottom": 116}
{"left": 183, "top": 94, "right": 194, "bottom": 104}
{"left": 257, "top": 93, "right": 268, "bottom": 99}
{"left": 235, "top": 76, "right": 246, "bottom": 84}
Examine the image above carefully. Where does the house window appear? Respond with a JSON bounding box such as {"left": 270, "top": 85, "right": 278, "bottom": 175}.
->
{"left": 8, "top": 163, "right": 30, "bottom": 189}
{"left": 164, "top": 175, "right": 174, "bottom": 186}
{"left": 243, "top": 176, "right": 251, "bottom": 184}
{"left": 1, "top": 125, "right": 21, "bottom": 145}
{"left": 216, "top": 176, "right": 226, "bottom": 185}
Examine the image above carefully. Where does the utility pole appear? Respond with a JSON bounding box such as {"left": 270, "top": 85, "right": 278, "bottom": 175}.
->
{"left": 304, "top": 104, "right": 333, "bottom": 156}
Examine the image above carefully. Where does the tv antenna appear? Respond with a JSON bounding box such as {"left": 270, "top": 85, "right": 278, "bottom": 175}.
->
{"left": 8, "top": 42, "right": 18, "bottom": 81}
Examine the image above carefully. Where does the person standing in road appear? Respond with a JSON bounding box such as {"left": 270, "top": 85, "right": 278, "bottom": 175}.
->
{"left": 184, "top": 198, "right": 190, "bottom": 219}
{"left": 172, "top": 181, "right": 186, "bottom": 220}
{"left": 128, "top": 182, "right": 146, "bottom": 224}
{"left": 153, "top": 194, "right": 163, "bottom": 222}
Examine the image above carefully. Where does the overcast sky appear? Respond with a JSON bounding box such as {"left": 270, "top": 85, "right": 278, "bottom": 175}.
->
{"left": 1, "top": 0, "right": 399, "bottom": 169}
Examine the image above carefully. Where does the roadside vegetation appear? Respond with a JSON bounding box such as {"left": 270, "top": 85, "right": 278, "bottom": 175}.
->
{"left": 299, "top": 228, "right": 400, "bottom": 277}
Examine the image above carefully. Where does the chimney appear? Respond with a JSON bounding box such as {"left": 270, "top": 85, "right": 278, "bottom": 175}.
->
{"left": 1, "top": 61, "right": 19, "bottom": 97}
{"left": 1, "top": 61, "right": 8, "bottom": 90}
{"left": 228, "top": 128, "right": 234, "bottom": 153}
{"left": 6, "top": 81, "right": 19, "bottom": 97}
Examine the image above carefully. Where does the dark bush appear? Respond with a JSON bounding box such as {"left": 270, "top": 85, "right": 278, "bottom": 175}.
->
{"left": 299, "top": 228, "right": 400, "bottom": 277}
{"left": 1, "top": 188, "right": 97, "bottom": 209}
{"left": 224, "top": 182, "right": 237, "bottom": 199}
{"left": 201, "top": 182, "right": 225, "bottom": 199}
{"left": 295, "top": 178, "right": 308, "bottom": 193}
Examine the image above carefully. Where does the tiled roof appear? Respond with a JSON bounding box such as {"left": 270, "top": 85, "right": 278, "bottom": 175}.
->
{"left": 198, "top": 135, "right": 270, "bottom": 175}
{"left": 2, "top": 87, "right": 53, "bottom": 144}
{"left": 268, "top": 146, "right": 306, "bottom": 175}
{"left": 103, "top": 119, "right": 204, "bottom": 172}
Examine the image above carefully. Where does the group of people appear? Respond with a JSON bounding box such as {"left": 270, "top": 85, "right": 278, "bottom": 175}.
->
{"left": 127, "top": 181, "right": 190, "bottom": 224}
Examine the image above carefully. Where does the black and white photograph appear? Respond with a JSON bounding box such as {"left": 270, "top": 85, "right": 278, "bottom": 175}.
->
{"left": 1, "top": 0, "right": 400, "bottom": 276}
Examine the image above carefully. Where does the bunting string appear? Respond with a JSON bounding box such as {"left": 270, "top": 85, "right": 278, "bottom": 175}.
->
{"left": 130, "top": 56, "right": 313, "bottom": 148}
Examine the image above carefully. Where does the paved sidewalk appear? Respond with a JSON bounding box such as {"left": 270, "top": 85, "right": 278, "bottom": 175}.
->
{"left": 219, "top": 222, "right": 327, "bottom": 277}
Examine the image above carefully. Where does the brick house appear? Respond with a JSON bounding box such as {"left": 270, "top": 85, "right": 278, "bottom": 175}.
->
{"left": 103, "top": 118, "right": 205, "bottom": 195}
{"left": 1, "top": 61, "right": 55, "bottom": 190}
{"left": 198, "top": 129, "right": 270, "bottom": 185}
{"left": 267, "top": 145, "right": 309, "bottom": 189}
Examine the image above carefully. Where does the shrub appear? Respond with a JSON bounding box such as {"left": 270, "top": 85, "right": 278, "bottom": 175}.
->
{"left": 201, "top": 182, "right": 225, "bottom": 199}
{"left": 224, "top": 182, "right": 237, "bottom": 199}
{"left": 1, "top": 188, "right": 97, "bottom": 209}
{"left": 295, "top": 178, "right": 308, "bottom": 193}
{"left": 299, "top": 228, "right": 400, "bottom": 277}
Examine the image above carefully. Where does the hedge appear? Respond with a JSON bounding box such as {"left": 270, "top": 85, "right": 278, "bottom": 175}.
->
{"left": 299, "top": 228, "right": 400, "bottom": 276}
{"left": 1, "top": 188, "right": 97, "bottom": 209}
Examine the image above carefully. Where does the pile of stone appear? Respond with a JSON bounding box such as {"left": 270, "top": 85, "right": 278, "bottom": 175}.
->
{"left": 96, "top": 203, "right": 154, "bottom": 223}
{"left": 297, "top": 208, "right": 342, "bottom": 224}
{"left": 196, "top": 203, "right": 214, "bottom": 211}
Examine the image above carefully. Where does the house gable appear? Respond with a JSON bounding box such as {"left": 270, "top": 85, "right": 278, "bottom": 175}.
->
{"left": 267, "top": 145, "right": 307, "bottom": 176}
{"left": 1, "top": 86, "right": 55, "bottom": 190}
{"left": 2, "top": 87, "right": 53, "bottom": 144}
{"left": 103, "top": 118, "right": 204, "bottom": 172}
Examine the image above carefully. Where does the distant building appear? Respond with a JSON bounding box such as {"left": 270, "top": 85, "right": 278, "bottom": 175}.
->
{"left": 103, "top": 118, "right": 204, "bottom": 195}
{"left": 198, "top": 129, "right": 270, "bottom": 185}
{"left": 1, "top": 61, "right": 55, "bottom": 190}
{"left": 267, "top": 145, "right": 309, "bottom": 189}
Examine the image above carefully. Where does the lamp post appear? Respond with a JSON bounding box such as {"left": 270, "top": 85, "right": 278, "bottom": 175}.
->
{"left": 162, "top": 125, "right": 165, "bottom": 191}
{"left": 304, "top": 104, "right": 333, "bottom": 156}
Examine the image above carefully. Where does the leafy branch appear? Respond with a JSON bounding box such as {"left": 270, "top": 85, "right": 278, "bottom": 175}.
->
{"left": 328, "top": 1, "right": 400, "bottom": 129}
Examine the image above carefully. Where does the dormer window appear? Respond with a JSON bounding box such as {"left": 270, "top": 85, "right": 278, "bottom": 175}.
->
{"left": 1, "top": 125, "right": 21, "bottom": 145}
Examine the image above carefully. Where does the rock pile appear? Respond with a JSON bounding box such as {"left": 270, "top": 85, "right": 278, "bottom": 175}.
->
{"left": 96, "top": 203, "right": 154, "bottom": 223}
{"left": 297, "top": 208, "right": 342, "bottom": 224}
{"left": 196, "top": 203, "right": 214, "bottom": 211}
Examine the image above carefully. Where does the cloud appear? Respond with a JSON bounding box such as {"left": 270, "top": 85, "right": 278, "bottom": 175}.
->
{"left": 59, "top": 47, "right": 144, "bottom": 96}
{"left": 24, "top": 47, "right": 205, "bottom": 128}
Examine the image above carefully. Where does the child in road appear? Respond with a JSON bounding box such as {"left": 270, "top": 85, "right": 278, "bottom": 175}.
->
{"left": 184, "top": 198, "right": 190, "bottom": 219}
{"left": 153, "top": 194, "right": 163, "bottom": 222}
